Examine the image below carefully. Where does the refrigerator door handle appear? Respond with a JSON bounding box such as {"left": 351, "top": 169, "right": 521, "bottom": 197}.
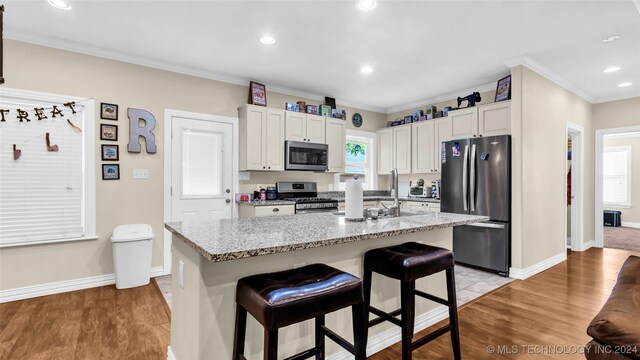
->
{"left": 462, "top": 144, "right": 469, "bottom": 211}
{"left": 470, "top": 143, "right": 476, "bottom": 212}
{"left": 466, "top": 222, "right": 506, "bottom": 229}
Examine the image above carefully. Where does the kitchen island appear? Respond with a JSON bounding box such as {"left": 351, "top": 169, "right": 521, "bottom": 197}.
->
{"left": 165, "top": 212, "right": 488, "bottom": 360}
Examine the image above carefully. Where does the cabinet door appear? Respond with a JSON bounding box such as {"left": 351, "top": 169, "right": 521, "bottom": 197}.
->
{"left": 449, "top": 107, "right": 478, "bottom": 139}
{"left": 254, "top": 205, "right": 295, "bottom": 217}
{"left": 394, "top": 125, "right": 412, "bottom": 174}
{"left": 285, "top": 111, "right": 306, "bottom": 142}
{"left": 377, "top": 128, "right": 393, "bottom": 175}
{"left": 306, "top": 115, "right": 326, "bottom": 143}
{"left": 325, "top": 118, "right": 346, "bottom": 173}
{"left": 245, "top": 106, "right": 266, "bottom": 170}
{"left": 411, "top": 121, "right": 434, "bottom": 174}
{"left": 479, "top": 101, "right": 511, "bottom": 136}
{"left": 434, "top": 118, "right": 452, "bottom": 173}
{"left": 265, "top": 109, "right": 285, "bottom": 171}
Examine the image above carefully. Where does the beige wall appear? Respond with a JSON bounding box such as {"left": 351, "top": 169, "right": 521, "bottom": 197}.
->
{"left": 0, "top": 40, "right": 386, "bottom": 291}
{"left": 593, "top": 98, "right": 640, "bottom": 130}
{"left": 603, "top": 135, "right": 640, "bottom": 224}
{"left": 512, "top": 66, "right": 594, "bottom": 268}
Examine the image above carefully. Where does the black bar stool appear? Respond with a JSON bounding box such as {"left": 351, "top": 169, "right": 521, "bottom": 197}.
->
{"left": 233, "top": 263, "right": 367, "bottom": 360}
{"left": 363, "top": 242, "right": 461, "bottom": 360}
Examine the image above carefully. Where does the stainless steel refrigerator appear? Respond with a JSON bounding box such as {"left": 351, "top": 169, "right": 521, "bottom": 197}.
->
{"left": 441, "top": 135, "right": 511, "bottom": 276}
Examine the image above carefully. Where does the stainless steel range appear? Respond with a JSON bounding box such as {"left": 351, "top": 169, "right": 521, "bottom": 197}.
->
{"left": 276, "top": 181, "right": 338, "bottom": 214}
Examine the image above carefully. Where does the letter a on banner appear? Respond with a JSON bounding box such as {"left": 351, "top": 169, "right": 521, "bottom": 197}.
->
{"left": 127, "top": 108, "right": 157, "bottom": 154}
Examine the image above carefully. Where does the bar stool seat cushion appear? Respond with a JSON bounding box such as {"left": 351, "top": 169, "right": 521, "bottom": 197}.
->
{"left": 236, "top": 263, "right": 363, "bottom": 330}
{"left": 364, "top": 242, "right": 454, "bottom": 282}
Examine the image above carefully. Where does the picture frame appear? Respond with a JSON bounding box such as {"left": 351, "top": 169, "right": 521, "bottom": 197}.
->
{"left": 249, "top": 81, "right": 267, "bottom": 106}
{"left": 495, "top": 75, "right": 512, "bottom": 102}
{"left": 100, "top": 124, "right": 118, "bottom": 141}
{"left": 101, "top": 144, "right": 119, "bottom": 161}
{"left": 102, "top": 164, "right": 120, "bottom": 180}
{"left": 324, "top": 97, "right": 336, "bottom": 110}
{"left": 100, "top": 103, "right": 118, "bottom": 120}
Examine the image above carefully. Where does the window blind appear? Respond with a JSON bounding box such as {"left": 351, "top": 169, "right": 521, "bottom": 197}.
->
{"left": 603, "top": 147, "right": 631, "bottom": 206}
{"left": 0, "top": 103, "right": 86, "bottom": 245}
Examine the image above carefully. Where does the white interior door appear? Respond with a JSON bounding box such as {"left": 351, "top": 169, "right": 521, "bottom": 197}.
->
{"left": 171, "top": 117, "right": 233, "bottom": 222}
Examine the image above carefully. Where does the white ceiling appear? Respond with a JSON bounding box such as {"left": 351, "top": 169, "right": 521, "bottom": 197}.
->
{"left": 3, "top": 1, "right": 640, "bottom": 113}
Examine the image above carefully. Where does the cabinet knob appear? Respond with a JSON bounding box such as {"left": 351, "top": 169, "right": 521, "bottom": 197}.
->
{"left": 263, "top": 166, "right": 266, "bottom": 169}
{"left": 268, "top": 167, "right": 271, "bottom": 169}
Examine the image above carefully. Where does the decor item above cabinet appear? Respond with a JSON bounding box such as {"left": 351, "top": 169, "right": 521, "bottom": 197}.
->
{"left": 238, "top": 105, "right": 285, "bottom": 171}
{"left": 285, "top": 111, "right": 326, "bottom": 143}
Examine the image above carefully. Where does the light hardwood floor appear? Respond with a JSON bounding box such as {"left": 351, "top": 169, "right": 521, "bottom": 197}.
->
{"left": 0, "top": 248, "right": 636, "bottom": 360}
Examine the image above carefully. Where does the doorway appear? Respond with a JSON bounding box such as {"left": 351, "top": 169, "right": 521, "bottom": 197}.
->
{"left": 566, "top": 122, "right": 584, "bottom": 251}
{"left": 596, "top": 126, "right": 640, "bottom": 251}
{"left": 163, "top": 109, "right": 239, "bottom": 274}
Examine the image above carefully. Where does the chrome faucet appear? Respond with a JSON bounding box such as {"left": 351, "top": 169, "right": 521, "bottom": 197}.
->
{"left": 388, "top": 168, "right": 401, "bottom": 217}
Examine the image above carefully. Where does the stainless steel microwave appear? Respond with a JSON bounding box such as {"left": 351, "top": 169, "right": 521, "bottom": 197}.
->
{"left": 285, "top": 141, "right": 328, "bottom": 171}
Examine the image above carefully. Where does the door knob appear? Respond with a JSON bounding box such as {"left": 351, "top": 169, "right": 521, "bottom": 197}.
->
{"left": 226, "top": 199, "right": 231, "bottom": 203}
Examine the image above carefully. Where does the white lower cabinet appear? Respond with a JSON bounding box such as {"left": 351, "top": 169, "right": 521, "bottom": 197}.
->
{"left": 238, "top": 204, "right": 295, "bottom": 218}
{"left": 401, "top": 201, "right": 440, "bottom": 213}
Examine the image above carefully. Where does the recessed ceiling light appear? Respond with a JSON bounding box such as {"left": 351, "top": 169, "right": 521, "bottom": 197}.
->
{"left": 360, "top": 65, "right": 374, "bottom": 74}
{"left": 48, "top": 0, "right": 72, "bottom": 10}
{"left": 618, "top": 82, "right": 632, "bottom": 87}
{"left": 260, "top": 36, "right": 276, "bottom": 45}
{"left": 602, "top": 35, "right": 621, "bottom": 43}
{"left": 358, "top": 0, "right": 377, "bottom": 11}
{"left": 603, "top": 66, "right": 621, "bottom": 73}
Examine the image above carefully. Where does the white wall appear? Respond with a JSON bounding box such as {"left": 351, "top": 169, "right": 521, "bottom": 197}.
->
{"left": 603, "top": 135, "right": 640, "bottom": 224}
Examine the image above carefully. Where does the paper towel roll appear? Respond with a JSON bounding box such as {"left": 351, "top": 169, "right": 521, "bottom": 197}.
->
{"left": 345, "top": 178, "right": 364, "bottom": 220}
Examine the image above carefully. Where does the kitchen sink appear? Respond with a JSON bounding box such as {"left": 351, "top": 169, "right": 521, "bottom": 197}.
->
{"left": 332, "top": 211, "right": 424, "bottom": 218}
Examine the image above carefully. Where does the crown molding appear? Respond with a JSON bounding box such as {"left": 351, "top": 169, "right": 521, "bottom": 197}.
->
{"left": 633, "top": 0, "right": 640, "bottom": 14}
{"left": 385, "top": 82, "right": 498, "bottom": 114}
{"left": 5, "top": 30, "right": 387, "bottom": 114}
{"left": 594, "top": 91, "right": 640, "bottom": 104}
{"left": 504, "top": 55, "right": 597, "bottom": 103}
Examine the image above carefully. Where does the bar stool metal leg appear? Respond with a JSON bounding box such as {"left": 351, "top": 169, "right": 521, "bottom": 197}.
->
{"left": 315, "top": 315, "right": 325, "bottom": 360}
{"left": 446, "top": 268, "right": 461, "bottom": 360}
{"left": 264, "top": 329, "right": 278, "bottom": 360}
{"left": 233, "top": 304, "right": 248, "bottom": 360}
{"left": 400, "top": 280, "right": 416, "bottom": 360}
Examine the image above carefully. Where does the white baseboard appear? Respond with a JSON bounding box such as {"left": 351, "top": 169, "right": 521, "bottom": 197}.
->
{"left": 509, "top": 252, "right": 567, "bottom": 280}
{"left": 0, "top": 266, "right": 165, "bottom": 303}
{"left": 575, "top": 240, "right": 595, "bottom": 252}
{"left": 622, "top": 222, "right": 640, "bottom": 229}
{"left": 167, "top": 346, "right": 177, "bottom": 360}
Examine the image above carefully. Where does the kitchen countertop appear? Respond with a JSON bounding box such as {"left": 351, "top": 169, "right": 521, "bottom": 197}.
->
{"left": 236, "top": 200, "right": 296, "bottom": 206}
{"left": 165, "top": 212, "right": 487, "bottom": 262}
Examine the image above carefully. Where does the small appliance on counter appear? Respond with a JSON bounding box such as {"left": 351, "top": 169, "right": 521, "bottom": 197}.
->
{"left": 409, "top": 178, "right": 433, "bottom": 198}
{"left": 431, "top": 180, "right": 441, "bottom": 200}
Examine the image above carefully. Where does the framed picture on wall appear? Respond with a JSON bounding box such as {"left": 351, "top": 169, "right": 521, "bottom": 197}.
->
{"left": 100, "top": 103, "right": 118, "bottom": 120}
{"left": 102, "top": 164, "right": 120, "bottom": 180}
{"left": 494, "top": 75, "right": 512, "bottom": 102}
{"left": 101, "top": 144, "right": 119, "bottom": 161}
{"left": 100, "top": 124, "right": 118, "bottom": 141}
{"left": 249, "top": 81, "right": 267, "bottom": 106}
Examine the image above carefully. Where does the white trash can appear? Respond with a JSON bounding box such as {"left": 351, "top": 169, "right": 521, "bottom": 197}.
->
{"left": 111, "top": 224, "right": 154, "bottom": 289}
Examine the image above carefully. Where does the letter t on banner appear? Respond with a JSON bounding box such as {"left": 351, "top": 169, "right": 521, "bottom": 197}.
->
{"left": 127, "top": 108, "right": 157, "bottom": 154}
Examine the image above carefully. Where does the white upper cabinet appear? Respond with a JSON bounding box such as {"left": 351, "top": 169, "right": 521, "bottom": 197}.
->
{"left": 285, "top": 112, "right": 326, "bottom": 143}
{"left": 239, "top": 105, "right": 284, "bottom": 171}
{"left": 377, "top": 128, "right": 393, "bottom": 175}
{"left": 448, "top": 101, "right": 511, "bottom": 138}
{"left": 393, "top": 126, "right": 412, "bottom": 174}
{"left": 478, "top": 101, "right": 511, "bottom": 137}
{"left": 325, "top": 118, "right": 346, "bottom": 173}
{"left": 411, "top": 121, "right": 435, "bottom": 174}
{"left": 449, "top": 107, "right": 479, "bottom": 139}
{"left": 284, "top": 111, "right": 306, "bottom": 142}
{"left": 306, "top": 115, "right": 326, "bottom": 143}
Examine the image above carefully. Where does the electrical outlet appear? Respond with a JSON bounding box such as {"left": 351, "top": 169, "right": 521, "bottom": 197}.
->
{"left": 179, "top": 260, "right": 185, "bottom": 289}
{"left": 133, "top": 169, "right": 149, "bottom": 179}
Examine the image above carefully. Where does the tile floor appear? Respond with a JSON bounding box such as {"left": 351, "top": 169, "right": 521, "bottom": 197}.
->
{"left": 154, "top": 265, "right": 513, "bottom": 311}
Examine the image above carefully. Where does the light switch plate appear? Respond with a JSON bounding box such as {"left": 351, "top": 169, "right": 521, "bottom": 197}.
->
{"left": 133, "top": 169, "right": 149, "bottom": 179}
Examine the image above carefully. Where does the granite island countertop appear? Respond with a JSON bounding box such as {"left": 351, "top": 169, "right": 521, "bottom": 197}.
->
{"left": 165, "top": 212, "right": 487, "bottom": 262}
{"left": 332, "top": 196, "right": 440, "bottom": 203}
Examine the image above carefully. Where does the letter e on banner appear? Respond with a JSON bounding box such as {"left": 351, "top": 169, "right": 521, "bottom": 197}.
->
{"left": 127, "top": 108, "right": 157, "bottom": 154}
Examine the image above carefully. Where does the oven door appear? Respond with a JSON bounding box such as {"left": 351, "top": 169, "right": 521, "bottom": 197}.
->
{"left": 285, "top": 141, "right": 328, "bottom": 171}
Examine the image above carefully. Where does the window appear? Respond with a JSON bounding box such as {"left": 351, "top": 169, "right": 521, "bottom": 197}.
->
{"left": 0, "top": 89, "right": 95, "bottom": 247}
{"left": 603, "top": 146, "right": 632, "bottom": 207}
{"left": 336, "top": 130, "right": 377, "bottom": 190}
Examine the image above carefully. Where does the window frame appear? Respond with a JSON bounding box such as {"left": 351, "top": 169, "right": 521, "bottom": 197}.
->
{"left": 602, "top": 145, "right": 632, "bottom": 208}
{"left": 0, "top": 88, "right": 96, "bottom": 247}
{"left": 336, "top": 129, "right": 377, "bottom": 190}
